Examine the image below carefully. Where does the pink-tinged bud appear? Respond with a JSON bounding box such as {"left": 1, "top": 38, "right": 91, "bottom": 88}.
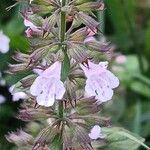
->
{"left": 96, "top": 2, "right": 105, "bottom": 11}
{"left": 25, "top": 28, "right": 33, "bottom": 37}
{"left": 87, "top": 27, "right": 97, "bottom": 36}
{"left": 115, "top": 54, "right": 127, "bottom": 64}
{"left": 0, "top": 31, "right": 10, "bottom": 53}
{"left": 24, "top": 19, "right": 37, "bottom": 30}
{"left": 80, "top": 60, "right": 119, "bottom": 103}
{"left": 66, "top": 15, "right": 74, "bottom": 22}
{"left": 24, "top": 19, "right": 42, "bottom": 37}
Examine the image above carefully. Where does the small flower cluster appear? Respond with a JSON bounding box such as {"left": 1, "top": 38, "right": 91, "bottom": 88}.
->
{"left": 7, "top": 0, "right": 119, "bottom": 149}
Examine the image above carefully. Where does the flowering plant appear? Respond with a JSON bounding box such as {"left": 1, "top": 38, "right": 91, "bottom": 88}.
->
{"left": 6, "top": 0, "right": 150, "bottom": 150}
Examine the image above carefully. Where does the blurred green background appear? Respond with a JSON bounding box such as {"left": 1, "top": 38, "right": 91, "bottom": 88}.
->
{"left": 0, "top": 0, "right": 150, "bottom": 149}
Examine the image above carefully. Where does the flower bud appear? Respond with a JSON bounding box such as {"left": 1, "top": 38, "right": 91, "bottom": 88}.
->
{"left": 77, "top": 12, "right": 99, "bottom": 30}
{"left": 42, "top": 13, "right": 57, "bottom": 33}
{"left": 17, "top": 108, "right": 51, "bottom": 121}
{"left": 67, "top": 42, "right": 88, "bottom": 63}
{"left": 85, "top": 40, "right": 111, "bottom": 52}
{"left": 6, "top": 130, "right": 34, "bottom": 146}
{"left": 77, "top": 2, "right": 105, "bottom": 12}
{"left": 20, "top": 74, "right": 36, "bottom": 88}
{"left": 69, "top": 27, "right": 89, "bottom": 42}
{"left": 8, "top": 63, "right": 32, "bottom": 74}
{"left": 12, "top": 52, "right": 30, "bottom": 62}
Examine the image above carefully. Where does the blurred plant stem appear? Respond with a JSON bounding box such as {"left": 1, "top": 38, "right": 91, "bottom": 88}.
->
{"left": 133, "top": 99, "right": 142, "bottom": 134}
{"left": 121, "top": 0, "right": 144, "bottom": 74}
{"left": 97, "top": 8, "right": 105, "bottom": 34}
{"left": 121, "top": 0, "right": 143, "bottom": 135}
{"left": 59, "top": 0, "right": 66, "bottom": 149}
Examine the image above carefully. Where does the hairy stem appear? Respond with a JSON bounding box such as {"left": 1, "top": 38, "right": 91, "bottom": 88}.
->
{"left": 58, "top": 0, "right": 66, "bottom": 149}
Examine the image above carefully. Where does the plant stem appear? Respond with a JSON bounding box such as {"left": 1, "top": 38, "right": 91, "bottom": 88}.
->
{"left": 58, "top": 0, "right": 66, "bottom": 149}
{"left": 61, "top": 0, "right": 66, "bottom": 43}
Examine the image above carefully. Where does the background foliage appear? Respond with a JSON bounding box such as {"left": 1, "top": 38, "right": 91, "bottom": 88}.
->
{"left": 0, "top": 0, "right": 150, "bottom": 149}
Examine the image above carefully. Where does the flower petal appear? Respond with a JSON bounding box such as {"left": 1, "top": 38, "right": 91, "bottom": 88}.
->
{"left": 102, "top": 70, "right": 119, "bottom": 88}
{"left": 89, "top": 125, "right": 102, "bottom": 140}
{"left": 85, "top": 76, "right": 113, "bottom": 102}
{"left": 36, "top": 91, "right": 55, "bottom": 107}
{"left": 42, "top": 61, "right": 61, "bottom": 79}
{"left": 55, "top": 79, "right": 66, "bottom": 99}
{"left": 30, "top": 76, "right": 44, "bottom": 96}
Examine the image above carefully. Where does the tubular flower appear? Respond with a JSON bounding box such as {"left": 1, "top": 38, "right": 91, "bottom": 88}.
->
{"left": 0, "top": 31, "right": 10, "bottom": 53}
{"left": 30, "top": 61, "right": 65, "bottom": 107}
{"left": 89, "top": 125, "right": 105, "bottom": 140}
{"left": 80, "top": 61, "right": 119, "bottom": 103}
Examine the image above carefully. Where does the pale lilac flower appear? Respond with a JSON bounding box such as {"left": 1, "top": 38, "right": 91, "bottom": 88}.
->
{"left": 9, "top": 85, "right": 28, "bottom": 102}
{"left": 30, "top": 61, "right": 65, "bottom": 107}
{"left": 0, "top": 31, "right": 10, "bottom": 53}
{"left": 0, "top": 95, "right": 6, "bottom": 104}
{"left": 80, "top": 61, "right": 119, "bottom": 103}
{"left": 89, "top": 125, "right": 105, "bottom": 140}
{"left": 115, "top": 54, "right": 127, "bottom": 64}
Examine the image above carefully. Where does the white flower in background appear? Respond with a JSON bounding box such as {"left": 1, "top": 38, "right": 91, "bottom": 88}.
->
{"left": 0, "top": 31, "right": 10, "bottom": 53}
{"left": 0, "top": 95, "right": 6, "bottom": 104}
{"left": 80, "top": 61, "right": 119, "bottom": 103}
{"left": 9, "top": 85, "right": 28, "bottom": 102}
{"left": 89, "top": 125, "right": 105, "bottom": 140}
{"left": 0, "top": 72, "right": 6, "bottom": 86}
{"left": 30, "top": 61, "right": 65, "bottom": 107}
{"left": 115, "top": 54, "right": 127, "bottom": 64}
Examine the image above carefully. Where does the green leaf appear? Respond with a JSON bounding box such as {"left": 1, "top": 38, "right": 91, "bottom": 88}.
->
{"left": 100, "top": 127, "right": 150, "bottom": 150}
{"left": 130, "top": 81, "right": 150, "bottom": 98}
